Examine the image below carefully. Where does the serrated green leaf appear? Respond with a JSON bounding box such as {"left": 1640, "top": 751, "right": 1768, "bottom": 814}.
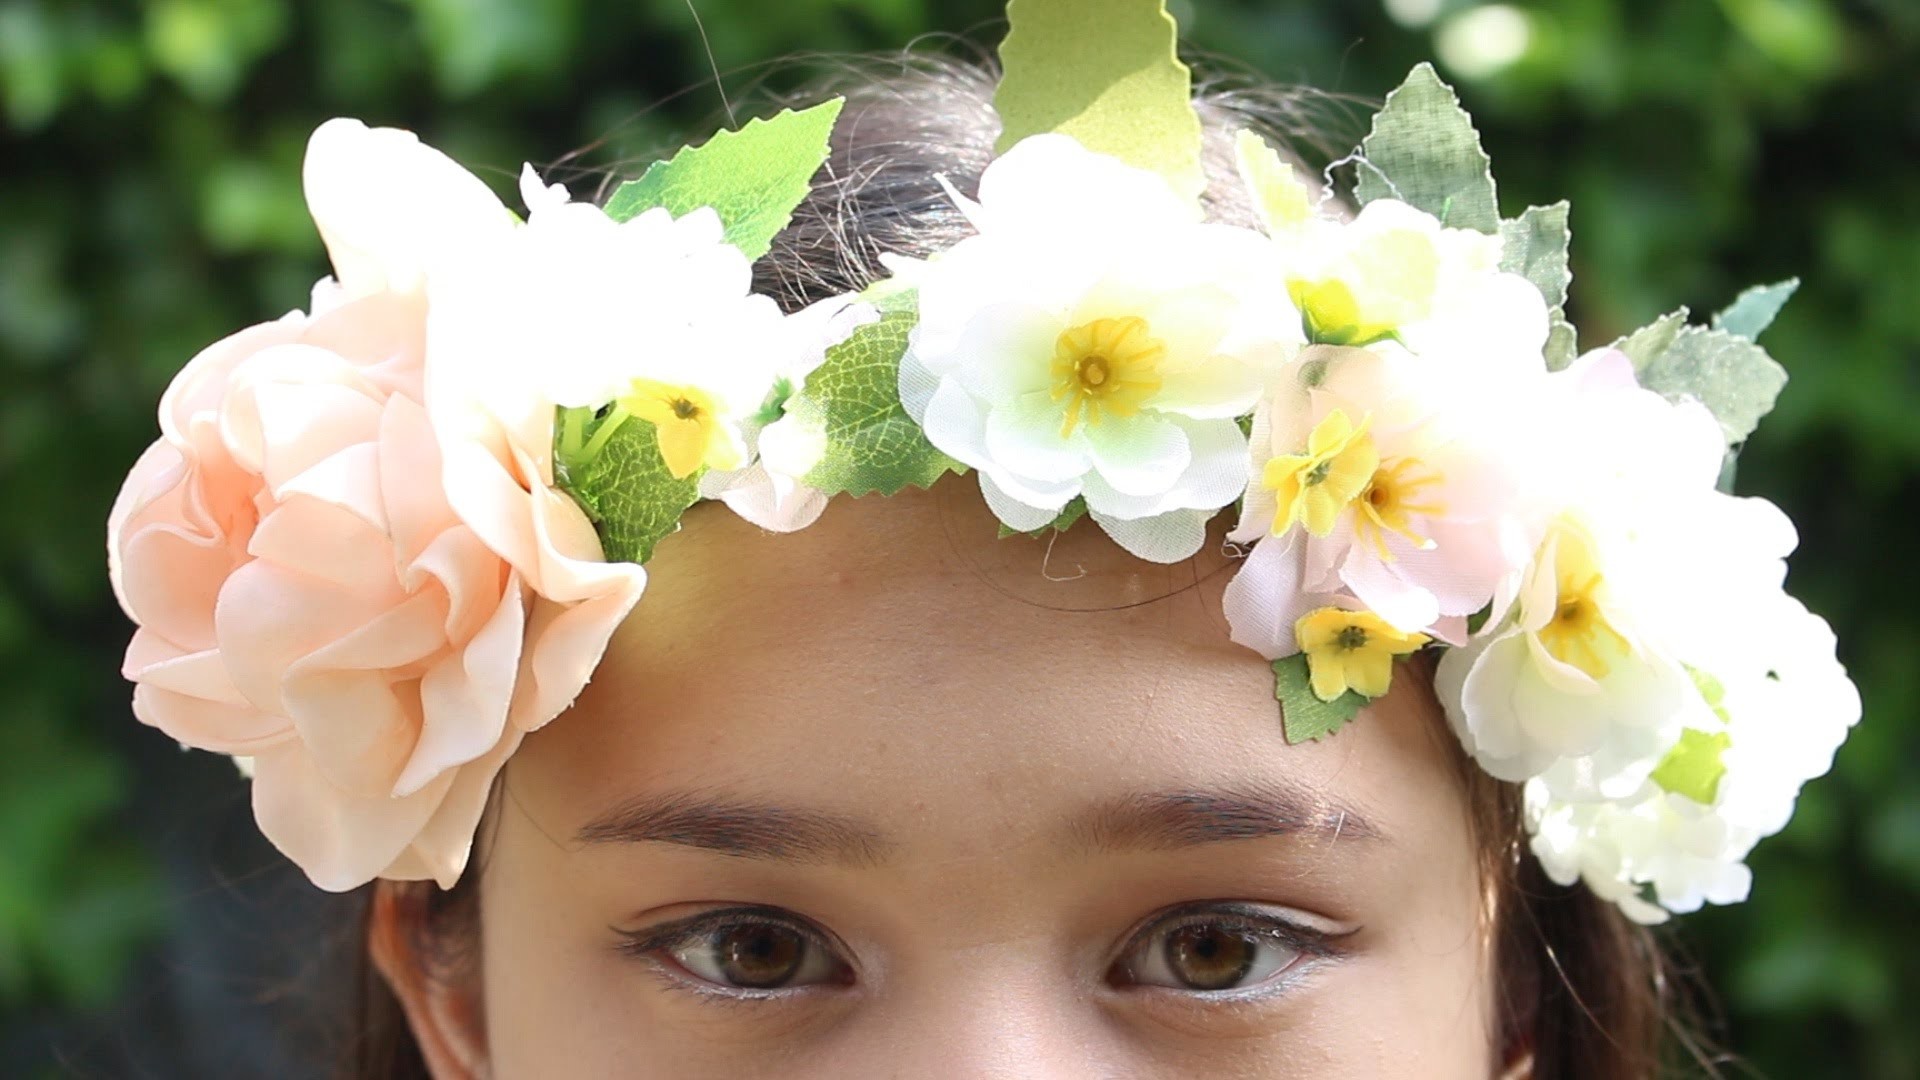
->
{"left": 1272, "top": 654, "right": 1368, "bottom": 744}
{"left": 786, "top": 309, "right": 963, "bottom": 497}
{"left": 1713, "top": 278, "right": 1800, "bottom": 342}
{"left": 603, "top": 99, "right": 844, "bottom": 261}
{"left": 997, "top": 497, "right": 1088, "bottom": 538}
{"left": 994, "top": 0, "right": 1205, "bottom": 201}
{"left": 1634, "top": 326, "right": 1790, "bottom": 445}
{"left": 1651, "top": 727, "right": 1732, "bottom": 805}
{"left": 1611, "top": 308, "right": 1690, "bottom": 370}
{"left": 1500, "top": 202, "right": 1571, "bottom": 311}
{"left": 559, "top": 415, "right": 702, "bottom": 564}
{"left": 1355, "top": 63, "right": 1499, "bottom": 234}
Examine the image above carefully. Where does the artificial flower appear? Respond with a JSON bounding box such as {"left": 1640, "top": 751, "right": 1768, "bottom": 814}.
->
{"left": 1224, "top": 344, "right": 1519, "bottom": 656}
{"left": 1295, "top": 607, "right": 1431, "bottom": 700}
{"left": 698, "top": 297, "right": 879, "bottom": 532}
{"left": 899, "top": 134, "right": 1301, "bottom": 562}
{"left": 108, "top": 120, "right": 644, "bottom": 892}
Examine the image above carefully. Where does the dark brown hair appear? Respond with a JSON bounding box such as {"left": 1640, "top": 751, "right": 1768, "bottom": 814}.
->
{"left": 338, "top": 56, "right": 1718, "bottom": 1080}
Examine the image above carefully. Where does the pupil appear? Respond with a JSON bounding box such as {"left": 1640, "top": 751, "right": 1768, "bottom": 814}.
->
{"left": 1166, "top": 925, "right": 1257, "bottom": 991}
{"left": 716, "top": 925, "right": 803, "bottom": 989}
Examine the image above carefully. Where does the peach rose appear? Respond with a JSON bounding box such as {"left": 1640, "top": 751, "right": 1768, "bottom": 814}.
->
{"left": 107, "top": 120, "right": 644, "bottom": 891}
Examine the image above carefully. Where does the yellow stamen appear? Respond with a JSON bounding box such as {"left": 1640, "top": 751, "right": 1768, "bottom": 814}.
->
{"left": 1534, "top": 523, "right": 1630, "bottom": 679}
{"left": 1354, "top": 456, "right": 1446, "bottom": 560}
{"left": 1263, "top": 409, "right": 1378, "bottom": 537}
{"left": 1049, "top": 316, "right": 1165, "bottom": 437}
{"left": 1295, "top": 607, "right": 1431, "bottom": 701}
{"left": 619, "top": 379, "right": 737, "bottom": 479}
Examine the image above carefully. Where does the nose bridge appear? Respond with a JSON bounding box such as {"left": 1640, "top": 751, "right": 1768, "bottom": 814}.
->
{"left": 864, "top": 938, "right": 1121, "bottom": 1080}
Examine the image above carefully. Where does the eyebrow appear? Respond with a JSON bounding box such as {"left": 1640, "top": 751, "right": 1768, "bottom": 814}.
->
{"left": 575, "top": 782, "right": 1382, "bottom": 867}
{"left": 1067, "top": 784, "right": 1385, "bottom": 854}
{"left": 575, "top": 791, "right": 890, "bottom": 867}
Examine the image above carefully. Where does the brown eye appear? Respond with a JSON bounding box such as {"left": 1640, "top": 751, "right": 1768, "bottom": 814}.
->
{"left": 655, "top": 912, "right": 849, "bottom": 992}
{"left": 706, "top": 923, "right": 805, "bottom": 988}
{"left": 1162, "top": 923, "right": 1258, "bottom": 990}
{"left": 1114, "top": 904, "right": 1325, "bottom": 994}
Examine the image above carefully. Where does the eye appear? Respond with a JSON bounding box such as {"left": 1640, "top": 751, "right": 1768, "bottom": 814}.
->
{"left": 618, "top": 907, "right": 852, "bottom": 994}
{"left": 1110, "top": 903, "right": 1332, "bottom": 994}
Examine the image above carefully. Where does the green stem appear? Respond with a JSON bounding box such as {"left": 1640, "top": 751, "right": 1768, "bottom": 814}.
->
{"left": 575, "top": 404, "right": 632, "bottom": 469}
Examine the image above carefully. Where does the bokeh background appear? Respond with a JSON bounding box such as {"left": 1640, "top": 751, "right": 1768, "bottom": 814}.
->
{"left": 2, "top": 0, "right": 1915, "bottom": 1075}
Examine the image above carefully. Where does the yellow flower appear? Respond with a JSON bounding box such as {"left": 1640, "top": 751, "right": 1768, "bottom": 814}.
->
{"left": 1534, "top": 521, "right": 1630, "bottom": 680}
{"left": 1050, "top": 316, "right": 1166, "bottom": 437}
{"left": 619, "top": 379, "right": 739, "bottom": 479}
{"left": 1295, "top": 607, "right": 1431, "bottom": 701}
{"left": 1263, "top": 409, "right": 1379, "bottom": 537}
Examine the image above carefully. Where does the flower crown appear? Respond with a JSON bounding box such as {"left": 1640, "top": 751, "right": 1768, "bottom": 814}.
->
{"left": 108, "top": 0, "right": 1858, "bottom": 924}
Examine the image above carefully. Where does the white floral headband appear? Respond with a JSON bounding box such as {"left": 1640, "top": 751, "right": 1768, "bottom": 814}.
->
{"left": 108, "top": 0, "right": 1858, "bottom": 924}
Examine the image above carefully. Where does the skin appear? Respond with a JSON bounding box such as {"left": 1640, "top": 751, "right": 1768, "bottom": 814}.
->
{"left": 375, "top": 476, "right": 1504, "bottom": 1078}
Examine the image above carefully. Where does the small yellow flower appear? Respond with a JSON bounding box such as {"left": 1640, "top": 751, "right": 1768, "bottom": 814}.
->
{"left": 1050, "top": 316, "right": 1166, "bottom": 437}
{"left": 1263, "top": 409, "right": 1379, "bottom": 537}
{"left": 1295, "top": 607, "right": 1431, "bottom": 701}
{"left": 1534, "top": 521, "right": 1630, "bottom": 680}
{"left": 619, "top": 379, "right": 739, "bottom": 479}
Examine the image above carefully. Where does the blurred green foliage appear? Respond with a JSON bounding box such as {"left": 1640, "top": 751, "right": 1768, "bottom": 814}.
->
{"left": 0, "top": 0, "right": 1914, "bottom": 1075}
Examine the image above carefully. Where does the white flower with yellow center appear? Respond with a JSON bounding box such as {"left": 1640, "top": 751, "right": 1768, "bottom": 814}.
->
{"left": 1435, "top": 347, "right": 1791, "bottom": 796}
{"left": 899, "top": 134, "right": 1300, "bottom": 562}
{"left": 1223, "top": 345, "right": 1520, "bottom": 661}
{"left": 428, "top": 166, "right": 794, "bottom": 487}
{"left": 1526, "top": 593, "right": 1859, "bottom": 924}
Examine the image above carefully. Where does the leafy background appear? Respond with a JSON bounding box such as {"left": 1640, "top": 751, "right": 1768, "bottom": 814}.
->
{"left": 0, "top": 0, "right": 1914, "bottom": 1075}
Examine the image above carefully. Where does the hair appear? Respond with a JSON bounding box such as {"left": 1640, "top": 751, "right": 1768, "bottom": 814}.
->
{"left": 338, "top": 55, "right": 1718, "bottom": 1080}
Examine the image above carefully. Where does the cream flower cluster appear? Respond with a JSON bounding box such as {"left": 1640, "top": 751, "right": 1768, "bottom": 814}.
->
{"left": 897, "top": 134, "right": 1857, "bottom": 922}
{"left": 109, "top": 120, "right": 865, "bottom": 890}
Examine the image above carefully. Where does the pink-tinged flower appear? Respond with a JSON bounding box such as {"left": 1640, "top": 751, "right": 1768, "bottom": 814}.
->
{"left": 107, "top": 119, "right": 644, "bottom": 892}
{"left": 1223, "top": 345, "right": 1518, "bottom": 658}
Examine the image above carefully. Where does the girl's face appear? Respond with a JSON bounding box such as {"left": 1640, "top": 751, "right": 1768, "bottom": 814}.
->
{"left": 425, "top": 480, "right": 1500, "bottom": 1077}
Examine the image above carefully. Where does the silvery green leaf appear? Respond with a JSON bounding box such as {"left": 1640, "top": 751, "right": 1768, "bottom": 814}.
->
{"left": 1355, "top": 63, "right": 1499, "bottom": 234}
{"left": 1712, "top": 278, "right": 1800, "bottom": 342}
{"left": 1635, "top": 326, "right": 1789, "bottom": 446}
{"left": 1500, "top": 201, "right": 1572, "bottom": 311}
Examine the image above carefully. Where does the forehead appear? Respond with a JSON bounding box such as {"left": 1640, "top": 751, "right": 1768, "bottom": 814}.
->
{"left": 509, "top": 480, "right": 1466, "bottom": 851}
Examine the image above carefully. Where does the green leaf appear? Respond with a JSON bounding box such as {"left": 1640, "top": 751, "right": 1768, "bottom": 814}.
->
{"left": 1500, "top": 201, "right": 1572, "bottom": 311}
{"left": 1545, "top": 313, "right": 1580, "bottom": 372}
{"left": 1272, "top": 654, "right": 1368, "bottom": 744}
{"left": 786, "top": 308, "right": 964, "bottom": 497}
{"left": 1235, "top": 129, "right": 1314, "bottom": 235}
{"left": 1634, "top": 326, "right": 1790, "bottom": 446}
{"left": 994, "top": 0, "right": 1205, "bottom": 201}
{"left": 1713, "top": 278, "right": 1800, "bottom": 342}
{"left": 558, "top": 414, "right": 703, "bottom": 565}
{"left": 1651, "top": 727, "right": 1733, "bottom": 805}
{"left": 1611, "top": 308, "right": 1690, "bottom": 370}
{"left": 997, "top": 497, "right": 1088, "bottom": 538}
{"left": 1355, "top": 63, "right": 1499, "bottom": 234}
{"left": 603, "top": 98, "right": 844, "bottom": 261}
